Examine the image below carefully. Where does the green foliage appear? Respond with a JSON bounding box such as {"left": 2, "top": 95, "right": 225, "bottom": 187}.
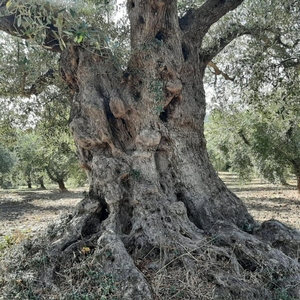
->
{"left": 0, "top": 146, "right": 17, "bottom": 188}
{"left": 149, "top": 79, "right": 165, "bottom": 114}
{"left": 0, "top": 146, "right": 15, "bottom": 174}
{"left": 129, "top": 169, "right": 141, "bottom": 181}
{"left": 2, "top": 0, "right": 129, "bottom": 59}
{"left": 14, "top": 132, "right": 46, "bottom": 185}
{"left": 205, "top": 0, "right": 300, "bottom": 185}
{"left": 206, "top": 104, "right": 300, "bottom": 185}
{"left": 205, "top": 109, "right": 254, "bottom": 182}
{"left": 0, "top": 230, "right": 31, "bottom": 260}
{"left": 45, "top": 143, "right": 79, "bottom": 185}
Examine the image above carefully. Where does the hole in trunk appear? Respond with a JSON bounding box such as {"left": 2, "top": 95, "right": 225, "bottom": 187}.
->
{"left": 182, "top": 43, "right": 190, "bottom": 61}
{"left": 159, "top": 110, "right": 168, "bottom": 122}
{"left": 160, "top": 183, "right": 166, "bottom": 192}
{"left": 133, "top": 91, "right": 141, "bottom": 101}
{"left": 176, "top": 191, "right": 203, "bottom": 230}
{"left": 160, "top": 96, "right": 180, "bottom": 123}
{"left": 155, "top": 31, "right": 165, "bottom": 41}
{"left": 80, "top": 192, "right": 109, "bottom": 237}
{"left": 81, "top": 204, "right": 109, "bottom": 237}
{"left": 139, "top": 15, "right": 145, "bottom": 24}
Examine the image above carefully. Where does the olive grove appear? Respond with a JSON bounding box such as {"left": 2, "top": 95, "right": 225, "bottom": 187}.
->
{"left": 205, "top": 0, "right": 300, "bottom": 189}
{"left": 0, "top": 0, "right": 299, "bottom": 299}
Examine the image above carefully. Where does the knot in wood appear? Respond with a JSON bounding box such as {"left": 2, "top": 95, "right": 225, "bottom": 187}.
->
{"left": 169, "top": 201, "right": 187, "bottom": 216}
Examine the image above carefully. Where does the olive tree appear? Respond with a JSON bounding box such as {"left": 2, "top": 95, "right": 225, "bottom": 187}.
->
{"left": 0, "top": 0, "right": 299, "bottom": 299}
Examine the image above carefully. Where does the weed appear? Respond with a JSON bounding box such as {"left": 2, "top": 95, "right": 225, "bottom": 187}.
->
{"left": 129, "top": 169, "right": 141, "bottom": 181}
{"left": 150, "top": 79, "right": 164, "bottom": 102}
{"left": 0, "top": 230, "right": 31, "bottom": 259}
{"left": 274, "top": 288, "right": 295, "bottom": 300}
{"left": 149, "top": 79, "right": 166, "bottom": 115}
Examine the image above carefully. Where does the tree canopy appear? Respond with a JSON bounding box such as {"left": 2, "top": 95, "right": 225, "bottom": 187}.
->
{"left": 204, "top": 0, "right": 300, "bottom": 188}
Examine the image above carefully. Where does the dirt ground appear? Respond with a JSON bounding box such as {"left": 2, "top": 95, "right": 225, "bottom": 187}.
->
{"left": 0, "top": 173, "right": 299, "bottom": 242}
{"left": 221, "top": 172, "right": 300, "bottom": 230}
{"left": 0, "top": 187, "right": 84, "bottom": 242}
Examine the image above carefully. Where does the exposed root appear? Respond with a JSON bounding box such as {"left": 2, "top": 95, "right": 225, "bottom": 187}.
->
{"left": 0, "top": 214, "right": 300, "bottom": 299}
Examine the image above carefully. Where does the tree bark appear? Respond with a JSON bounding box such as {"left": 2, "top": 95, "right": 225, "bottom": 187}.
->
{"left": 50, "top": 1, "right": 299, "bottom": 298}
{"left": 56, "top": 1, "right": 254, "bottom": 244}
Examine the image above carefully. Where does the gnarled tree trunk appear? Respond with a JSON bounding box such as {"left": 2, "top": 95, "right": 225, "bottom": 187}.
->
{"left": 49, "top": 1, "right": 299, "bottom": 299}
{"left": 1, "top": 1, "right": 299, "bottom": 299}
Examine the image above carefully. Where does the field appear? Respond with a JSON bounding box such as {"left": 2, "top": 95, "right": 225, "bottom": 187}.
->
{"left": 0, "top": 173, "right": 299, "bottom": 244}
{"left": 221, "top": 172, "right": 300, "bottom": 230}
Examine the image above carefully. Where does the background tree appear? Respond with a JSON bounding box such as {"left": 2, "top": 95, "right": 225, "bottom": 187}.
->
{"left": 0, "top": 30, "right": 86, "bottom": 190}
{"left": 43, "top": 134, "right": 87, "bottom": 191}
{"left": 14, "top": 131, "right": 46, "bottom": 188}
{"left": 0, "top": 146, "right": 16, "bottom": 188}
{"left": 206, "top": 107, "right": 299, "bottom": 186}
{"left": 205, "top": 0, "right": 300, "bottom": 188}
{"left": 205, "top": 108, "right": 254, "bottom": 181}
{"left": 0, "top": 0, "right": 300, "bottom": 299}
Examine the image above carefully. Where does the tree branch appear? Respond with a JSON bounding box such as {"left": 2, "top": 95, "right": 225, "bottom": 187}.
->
{"left": 207, "top": 61, "right": 234, "bottom": 81}
{"left": 179, "top": 0, "right": 245, "bottom": 42}
{"left": 0, "top": 1, "right": 61, "bottom": 52}
{"left": 22, "top": 69, "right": 56, "bottom": 97}
{"left": 280, "top": 58, "right": 300, "bottom": 69}
{"left": 201, "top": 23, "right": 251, "bottom": 61}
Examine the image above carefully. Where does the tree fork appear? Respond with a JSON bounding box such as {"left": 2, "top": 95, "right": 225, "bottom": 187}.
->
{"left": 55, "top": 0, "right": 256, "bottom": 269}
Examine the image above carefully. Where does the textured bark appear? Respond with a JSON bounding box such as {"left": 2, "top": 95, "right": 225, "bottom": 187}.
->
{"left": 49, "top": 1, "right": 300, "bottom": 298}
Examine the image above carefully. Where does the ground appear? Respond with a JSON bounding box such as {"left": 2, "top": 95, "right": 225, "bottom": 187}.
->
{"left": 1, "top": 173, "right": 299, "bottom": 243}
{"left": 1, "top": 175, "right": 300, "bottom": 299}
{"left": 0, "top": 186, "right": 84, "bottom": 244}
{"left": 221, "top": 172, "right": 300, "bottom": 230}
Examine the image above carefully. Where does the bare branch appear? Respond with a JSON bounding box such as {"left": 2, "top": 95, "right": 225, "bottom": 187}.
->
{"left": 280, "top": 58, "right": 300, "bottom": 69}
{"left": 179, "top": 0, "right": 245, "bottom": 43}
{"left": 201, "top": 23, "right": 251, "bottom": 61}
{"left": 207, "top": 61, "right": 234, "bottom": 81}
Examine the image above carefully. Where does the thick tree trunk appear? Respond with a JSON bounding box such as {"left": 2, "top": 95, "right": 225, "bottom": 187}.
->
{"left": 46, "top": 2, "right": 300, "bottom": 299}
{"left": 0, "top": 2, "right": 299, "bottom": 299}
